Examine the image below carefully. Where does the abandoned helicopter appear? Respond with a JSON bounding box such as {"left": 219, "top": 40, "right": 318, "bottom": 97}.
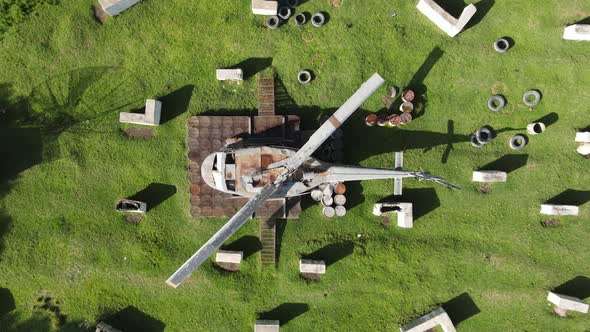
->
{"left": 167, "top": 73, "right": 459, "bottom": 288}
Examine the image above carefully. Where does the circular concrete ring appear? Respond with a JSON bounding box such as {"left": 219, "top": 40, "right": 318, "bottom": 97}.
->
{"left": 267, "top": 16, "right": 280, "bottom": 29}
{"left": 471, "top": 134, "right": 484, "bottom": 148}
{"left": 523, "top": 90, "right": 541, "bottom": 107}
{"left": 294, "top": 13, "right": 306, "bottom": 26}
{"left": 287, "top": 0, "right": 300, "bottom": 8}
{"left": 509, "top": 134, "right": 528, "bottom": 150}
{"left": 488, "top": 95, "right": 506, "bottom": 111}
{"left": 298, "top": 70, "right": 312, "bottom": 84}
{"left": 527, "top": 122, "right": 546, "bottom": 135}
{"left": 278, "top": 6, "right": 292, "bottom": 20}
{"left": 476, "top": 127, "right": 493, "bottom": 144}
{"left": 311, "top": 13, "right": 325, "bottom": 27}
{"left": 494, "top": 38, "right": 510, "bottom": 53}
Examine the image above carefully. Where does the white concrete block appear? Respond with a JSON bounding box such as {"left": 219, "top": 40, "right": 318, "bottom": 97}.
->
{"left": 416, "top": 0, "right": 476, "bottom": 37}
{"left": 119, "top": 99, "right": 161, "bottom": 126}
{"left": 216, "top": 250, "right": 243, "bottom": 264}
{"left": 255, "top": 320, "right": 279, "bottom": 332}
{"left": 472, "top": 170, "right": 507, "bottom": 183}
{"left": 541, "top": 204, "right": 579, "bottom": 216}
{"left": 252, "top": 0, "right": 278, "bottom": 16}
{"left": 575, "top": 132, "right": 590, "bottom": 143}
{"left": 547, "top": 292, "right": 589, "bottom": 314}
{"left": 578, "top": 143, "right": 590, "bottom": 156}
{"left": 99, "top": 0, "right": 141, "bottom": 16}
{"left": 563, "top": 24, "right": 590, "bottom": 41}
{"left": 373, "top": 203, "right": 414, "bottom": 228}
{"left": 299, "top": 259, "right": 326, "bottom": 274}
{"left": 216, "top": 69, "right": 244, "bottom": 81}
{"left": 400, "top": 307, "right": 456, "bottom": 332}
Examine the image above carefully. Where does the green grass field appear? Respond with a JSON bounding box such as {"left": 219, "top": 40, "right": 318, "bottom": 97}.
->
{"left": 1, "top": 0, "right": 589, "bottom": 331}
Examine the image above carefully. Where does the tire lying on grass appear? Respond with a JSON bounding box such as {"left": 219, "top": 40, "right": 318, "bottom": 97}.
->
{"left": 278, "top": 7, "right": 292, "bottom": 19}
{"left": 294, "top": 13, "right": 306, "bottom": 26}
{"left": 523, "top": 90, "right": 541, "bottom": 106}
{"left": 312, "top": 13, "right": 325, "bottom": 27}
{"left": 509, "top": 134, "right": 528, "bottom": 150}
{"left": 267, "top": 16, "right": 280, "bottom": 29}
{"left": 298, "top": 70, "right": 312, "bottom": 84}
{"left": 476, "top": 127, "right": 493, "bottom": 144}
{"left": 471, "top": 134, "right": 484, "bottom": 147}
{"left": 488, "top": 95, "right": 506, "bottom": 111}
{"left": 494, "top": 38, "right": 510, "bottom": 53}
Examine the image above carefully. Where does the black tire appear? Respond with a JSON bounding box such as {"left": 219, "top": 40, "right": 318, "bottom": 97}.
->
{"left": 471, "top": 134, "right": 484, "bottom": 148}
{"left": 476, "top": 127, "right": 493, "bottom": 144}
{"left": 509, "top": 134, "right": 527, "bottom": 150}
{"left": 266, "top": 16, "right": 280, "bottom": 29}
{"left": 494, "top": 38, "right": 510, "bottom": 53}
{"left": 294, "top": 13, "right": 306, "bottom": 26}
{"left": 298, "top": 70, "right": 312, "bottom": 84}
{"left": 488, "top": 95, "right": 506, "bottom": 111}
{"left": 278, "top": 6, "right": 291, "bottom": 20}
{"left": 311, "top": 13, "right": 325, "bottom": 27}
{"left": 287, "top": 0, "right": 300, "bottom": 8}
{"left": 523, "top": 90, "right": 541, "bottom": 106}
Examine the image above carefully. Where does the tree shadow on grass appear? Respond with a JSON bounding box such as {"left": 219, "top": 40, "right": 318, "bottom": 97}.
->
{"left": 100, "top": 306, "right": 165, "bottom": 332}
{"left": 221, "top": 235, "right": 262, "bottom": 260}
{"left": 302, "top": 241, "right": 354, "bottom": 267}
{"left": 441, "top": 292, "right": 481, "bottom": 326}
{"left": 545, "top": 189, "right": 590, "bottom": 207}
{"left": 158, "top": 85, "right": 194, "bottom": 125}
{"left": 257, "top": 303, "right": 309, "bottom": 326}
{"left": 552, "top": 276, "right": 590, "bottom": 300}
{"left": 478, "top": 154, "right": 528, "bottom": 174}
{"left": 128, "top": 183, "right": 177, "bottom": 212}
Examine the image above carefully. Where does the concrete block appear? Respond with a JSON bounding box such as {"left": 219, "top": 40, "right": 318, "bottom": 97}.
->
{"left": 216, "top": 250, "right": 243, "bottom": 264}
{"left": 299, "top": 259, "right": 326, "bottom": 274}
{"left": 99, "top": 0, "right": 141, "bottom": 16}
{"left": 115, "top": 199, "right": 147, "bottom": 213}
{"left": 563, "top": 24, "right": 590, "bottom": 41}
{"left": 578, "top": 143, "right": 590, "bottom": 156}
{"left": 472, "top": 170, "right": 507, "bottom": 183}
{"left": 547, "top": 292, "right": 589, "bottom": 315}
{"left": 416, "top": 0, "right": 476, "bottom": 37}
{"left": 255, "top": 320, "right": 280, "bottom": 332}
{"left": 119, "top": 99, "right": 161, "bottom": 126}
{"left": 252, "top": 0, "right": 278, "bottom": 15}
{"left": 373, "top": 202, "right": 413, "bottom": 228}
{"left": 541, "top": 204, "right": 579, "bottom": 216}
{"left": 216, "top": 69, "right": 244, "bottom": 81}
{"left": 400, "top": 307, "right": 456, "bottom": 332}
{"left": 575, "top": 132, "right": 590, "bottom": 143}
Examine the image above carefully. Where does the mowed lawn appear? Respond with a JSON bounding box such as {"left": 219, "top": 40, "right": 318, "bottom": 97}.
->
{"left": 0, "top": 0, "right": 589, "bottom": 331}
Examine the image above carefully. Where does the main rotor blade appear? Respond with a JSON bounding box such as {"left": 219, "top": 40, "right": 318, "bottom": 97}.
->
{"left": 283, "top": 73, "right": 385, "bottom": 171}
{"left": 410, "top": 171, "right": 461, "bottom": 190}
{"left": 166, "top": 184, "right": 279, "bottom": 288}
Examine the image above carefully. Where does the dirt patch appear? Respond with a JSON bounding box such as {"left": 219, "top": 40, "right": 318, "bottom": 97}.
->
{"left": 330, "top": 0, "right": 342, "bottom": 7}
{"left": 541, "top": 218, "right": 560, "bottom": 227}
{"left": 34, "top": 293, "right": 67, "bottom": 326}
{"left": 301, "top": 272, "right": 321, "bottom": 281}
{"left": 478, "top": 184, "right": 492, "bottom": 194}
{"left": 124, "top": 214, "right": 144, "bottom": 224}
{"left": 93, "top": 4, "right": 108, "bottom": 24}
{"left": 122, "top": 128, "right": 155, "bottom": 139}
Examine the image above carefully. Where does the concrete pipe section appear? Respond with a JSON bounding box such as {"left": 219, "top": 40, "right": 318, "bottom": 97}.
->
{"left": 494, "top": 38, "right": 510, "bottom": 53}
{"left": 488, "top": 95, "right": 506, "bottom": 111}
{"left": 523, "top": 90, "right": 541, "bottom": 106}
{"left": 298, "top": 70, "right": 312, "bottom": 84}
{"left": 267, "top": 16, "right": 280, "bottom": 29}
{"left": 509, "top": 134, "right": 528, "bottom": 150}
{"left": 322, "top": 206, "right": 335, "bottom": 218}
{"left": 312, "top": 12, "right": 325, "bottom": 27}
{"left": 527, "top": 122, "right": 546, "bottom": 135}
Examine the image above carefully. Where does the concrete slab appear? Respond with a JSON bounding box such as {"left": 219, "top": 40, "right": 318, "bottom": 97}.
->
{"left": 99, "top": 0, "right": 141, "bottom": 16}
{"left": 540, "top": 204, "right": 579, "bottom": 216}
{"left": 119, "top": 99, "right": 161, "bottom": 126}
{"left": 255, "top": 320, "right": 280, "bottom": 332}
{"left": 472, "top": 170, "right": 507, "bottom": 183}
{"left": 416, "top": 0, "right": 476, "bottom": 37}
{"left": 400, "top": 307, "right": 456, "bottom": 332}
{"left": 216, "top": 69, "right": 243, "bottom": 81}
{"left": 547, "top": 292, "right": 589, "bottom": 314}
{"left": 299, "top": 259, "right": 326, "bottom": 274}
{"left": 563, "top": 24, "right": 590, "bottom": 41}
{"left": 252, "top": 0, "right": 278, "bottom": 15}
{"left": 575, "top": 132, "right": 590, "bottom": 143}
{"left": 216, "top": 250, "right": 243, "bottom": 264}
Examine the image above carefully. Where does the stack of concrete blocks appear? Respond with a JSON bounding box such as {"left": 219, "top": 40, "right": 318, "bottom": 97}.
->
{"left": 471, "top": 171, "right": 507, "bottom": 183}
{"left": 575, "top": 132, "right": 590, "bottom": 156}
{"left": 216, "top": 69, "right": 244, "bottom": 81}
{"left": 540, "top": 204, "right": 579, "bottom": 216}
{"left": 299, "top": 259, "right": 326, "bottom": 276}
{"left": 254, "top": 320, "right": 280, "bottom": 332}
{"left": 400, "top": 307, "right": 456, "bottom": 332}
{"left": 99, "top": 0, "right": 141, "bottom": 16}
{"left": 252, "top": 0, "right": 278, "bottom": 15}
{"left": 416, "top": 0, "right": 477, "bottom": 37}
{"left": 563, "top": 25, "right": 590, "bottom": 41}
{"left": 119, "top": 99, "right": 162, "bottom": 126}
{"left": 547, "top": 292, "right": 589, "bottom": 317}
{"left": 216, "top": 250, "right": 243, "bottom": 265}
